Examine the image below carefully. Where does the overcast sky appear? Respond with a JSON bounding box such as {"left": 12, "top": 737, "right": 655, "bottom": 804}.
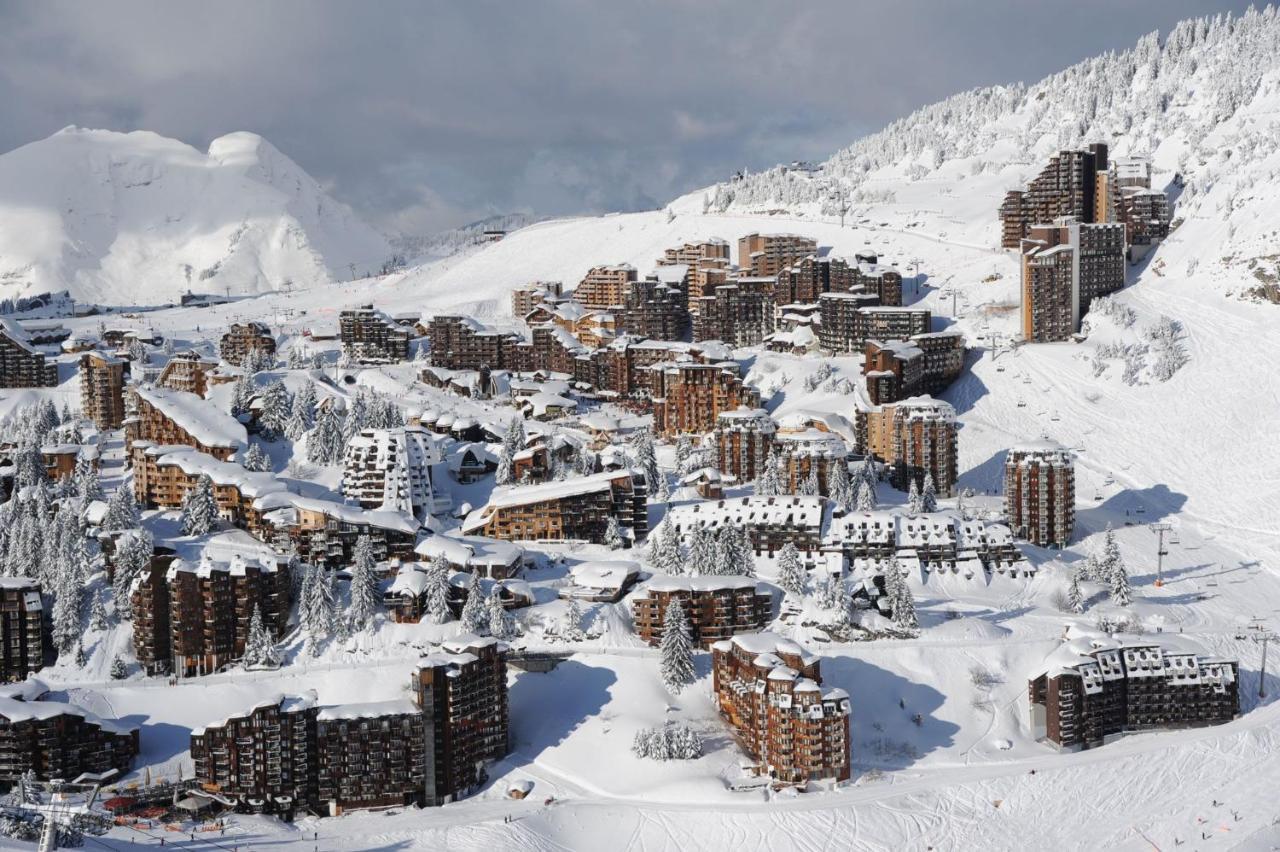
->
{"left": 0, "top": 1, "right": 1256, "bottom": 235}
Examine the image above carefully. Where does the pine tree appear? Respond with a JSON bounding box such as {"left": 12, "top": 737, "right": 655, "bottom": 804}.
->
{"left": 885, "top": 559, "right": 919, "bottom": 630}
{"left": 74, "top": 641, "right": 87, "bottom": 668}
{"left": 230, "top": 374, "right": 255, "bottom": 417}
{"left": 304, "top": 566, "right": 336, "bottom": 654}
{"left": 423, "top": 555, "right": 453, "bottom": 624}
{"left": 799, "top": 465, "right": 820, "bottom": 496}
{"left": 13, "top": 444, "right": 46, "bottom": 490}
{"left": 1110, "top": 546, "right": 1132, "bottom": 606}
{"left": 242, "top": 443, "right": 271, "bottom": 473}
{"left": 675, "top": 434, "right": 692, "bottom": 472}
{"left": 1101, "top": 524, "right": 1124, "bottom": 582}
{"left": 1079, "top": 551, "right": 1102, "bottom": 583}
{"left": 347, "top": 535, "right": 381, "bottom": 632}
{"left": 243, "top": 604, "right": 281, "bottom": 668}
{"left": 732, "top": 526, "right": 756, "bottom": 577}
{"left": 102, "top": 485, "right": 140, "bottom": 531}
{"left": 629, "top": 427, "right": 662, "bottom": 500}
{"left": 604, "top": 516, "right": 624, "bottom": 550}
{"left": 826, "top": 462, "right": 852, "bottom": 507}
{"left": 754, "top": 449, "right": 782, "bottom": 496}
{"left": 180, "top": 474, "right": 218, "bottom": 536}
{"left": 286, "top": 381, "right": 318, "bottom": 440}
{"left": 688, "top": 527, "right": 716, "bottom": 576}
{"left": 659, "top": 599, "right": 696, "bottom": 694}
{"left": 857, "top": 455, "right": 878, "bottom": 489}
{"left": 109, "top": 656, "right": 127, "bottom": 680}
{"left": 112, "top": 530, "right": 152, "bottom": 618}
{"left": 487, "top": 588, "right": 517, "bottom": 640}
{"left": 257, "top": 381, "right": 293, "bottom": 440}
{"left": 461, "top": 573, "right": 489, "bottom": 635}
{"left": 560, "top": 597, "right": 585, "bottom": 641}
{"left": 921, "top": 473, "right": 939, "bottom": 513}
{"left": 89, "top": 587, "right": 109, "bottom": 630}
{"left": 307, "top": 405, "right": 344, "bottom": 465}
{"left": 74, "top": 458, "right": 105, "bottom": 504}
{"left": 907, "top": 478, "right": 923, "bottom": 514}
{"left": 854, "top": 479, "right": 876, "bottom": 512}
{"left": 653, "top": 470, "right": 671, "bottom": 503}
{"left": 1067, "top": 567, "right": 1085, "bottom": 613}
{"left": 495, "top": 417, "right": 525, "bottom": 485}
{"left": 52, "top": 569, "right": 83, "bottom": 655}
{"left": 775, "top": 542, "right": 807, "bottom": 598}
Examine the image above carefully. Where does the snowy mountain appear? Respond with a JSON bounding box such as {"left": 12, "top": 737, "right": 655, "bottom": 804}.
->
{"left": 0, "top": 127, "right": 393, "bottom": 305}
{"left": 693, "top": 7, "right": 1280, "bottom": 294}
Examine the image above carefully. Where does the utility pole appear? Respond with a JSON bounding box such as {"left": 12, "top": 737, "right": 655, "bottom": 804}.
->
{"left": 1150, "top": 522, "right": 1172, "bottom": 587}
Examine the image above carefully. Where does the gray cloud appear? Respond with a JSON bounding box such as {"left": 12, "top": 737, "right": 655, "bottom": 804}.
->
{"left": 0, "top": 0, "right": 1256, "bottom": 235}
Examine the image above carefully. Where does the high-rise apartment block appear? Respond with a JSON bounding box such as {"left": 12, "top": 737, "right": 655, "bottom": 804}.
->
{"left": 575, "top": 265, "right": 637, "bottom": 310}
{"left": 1000, "top": 143, "right": 1110, "bottom": 248}
{"left": 737, "top": 234, "right": 818, "bottom": 278}
{"left": 1003, "top": 440, "right": 1075, "bottom": 548}
{"left": 714, "top": 408, "right": 777, "bottom": 483}
{"left": 857, "top": 396, "right": 958, "bottom": 496}
{"left": 1020, "top": 218, "right": 1125, "bottom": 342}
{"left": 0, "top": 318, "right": 59, "bottom": 389}
{"left": 711, "top": 634, "right": 850, "bottom": 785}
{"left": 79, "top": 350, "right": 127, "bottom": 430}
{"left": 340, "top": 306, "right": 412, "bottom": 363}
{"left": 0, "top": 579, "right": 46, "bottom": 683}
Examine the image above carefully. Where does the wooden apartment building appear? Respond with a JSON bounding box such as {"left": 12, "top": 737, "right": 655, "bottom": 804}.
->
{"left": 0, "top": 318, "right": 58, "bottom": 389}
{"left": 1003, "top": 441, "right": 1075, "bottom": 548}
{"left": 632, "top": 576, "right": 773, "bottom": 648}
{"left": 219, "top": 322, "right": 277, "bottom": 366}
{"left": 79, "top": 350, "right": 127, "bottom": 430}
{"left": 340, "top": 305, "right": 411, "bottom": 363}
{"left": 125, "top": 384, "right": 247, "bottom": 461}
{"left": 0, "top": 679, "right": 139, "bottom": 787}
{"left": 0, "top": 580, "right": 46, "bottom": 684}
{"left": 461, "top": 470, "right": 647, "bottom": 544}
{"left": 711, "top": 633, "right": 850, "bottom": 785}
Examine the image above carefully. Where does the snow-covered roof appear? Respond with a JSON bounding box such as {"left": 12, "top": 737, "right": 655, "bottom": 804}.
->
{"left": 479, "top": 470, "right": 630, "bottom": 510}
{"left": 728, "top": 632, "right": 817, "bottom": 667}
{"left": 569, "top": 560, "right": 640, "bottom": 591}
{"left": 415, "top": 532, "right": 524, "bottom": 568}
{"left": 133, "top": 384, "right": 247, "bottom": 450}
{"left": 644, "top": 575, "right": 769, "bottom": 595}
{"left": 192, "top": 692, "right": 318, "bottom": 736}
{"left": 141, "top": 444, "right": 288, "bottom": 499}
{"left": 0, "top": 691, "right": 136, "bottom": 735}
{"left": 167, "top": 551, "right": 280, "bottom": 582}
{"left": 252, "top": 492, "right": 420, "bottom": 534}
{"left": 316, "top": 699, "right": 420, "bottom": 722}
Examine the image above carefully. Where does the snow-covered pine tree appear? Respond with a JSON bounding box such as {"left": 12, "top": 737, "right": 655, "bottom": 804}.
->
{"left": 243, "top": 604, "right": 281, "bottom": 668}
{"left": 826, "top": 462, "right": 852, "bottom": 507}
{"left": 1067, "top": 566, "right": 1085, "bottom": 613}
{"left": 74, "top": 459, "right": 105, "bottom": 504}
{"left": 654, "top": 470, "right": 671, "bottom": 503}
{"left": 560, "top": 597, "right": 585, "bottom": 641}
{"left": 659, "top": 599, "right": 696, "bottom": 694}
{"left": 854, "top": 479, "right": 876, "bottom": 512}
{"left": 257, "top": 381, "right": 293, "bottom": 440}
{"left": 111, "top": 530, "right": 152, "bottom": 618}
{"left": 102, "top": 485, "right": 140, "bottom": 532}
{"left": 304, "top": 566, "right": 336, "bottom": 654}
{"left": 907, "top": 478, "right": 923, "bottom": 514}
{"left": 12, "top": 445, "right": 46, "bottom": 491}
{"left": 857, "top": 455, "right": 878, "bottom": 489}
{"left": 347, "top": 535, "right": 381, "bottom": 632}
{"left": 799, "top": 465, "right": 820, "bottom": 496}
{"left": 487, "top": 588, "right": 517, "bottom": 641}
{"left": 1109, "top": 540, "right": 1132, "bottom": 606}
{"left": 775, "top": 542, "right": 807, "bottom": 598}
{"left": 52, "top": 569, "right": 83, "bottom": 655}
{"left": 629, "top": 427, "right": 662, "bottom": 499}
{"left": 604, "top": 515, "right": 624, "bottom": 550}
{"left": 688, "top": 527, "right": 716, "bottom": 576}
{"left": 1101, "top": 524, "right": 1124, "bottom": 581}
{"left": 109, "top": 656, "right": 127, "bottom": 680}
{"left": 181, "top": 474, "right": 219, "bottom": 536}
{"left": 285, "top": 381, "right": 318, "bottom": 440}
{"left": 230, "top": 374, "right": 255, "bottom": 417}
{"left": 733, "top": 526, "right": 756, "bottom": 577}
{"left": 885, "top": 559, "right": 918, "bottom": 630}
{"left": 423, "top": 555, "right": 453, "bottom": 624}
{"left": 754, "top": 449, "right": 782, "bottom": 496}
{"left": 89, "top": 587, "right": 108, "bottom": 630}
{"left": 675, "top": 434, "right": 692, "bottom": 472}
{"left": 307, "top": 405, "right": 344, "bottom": 465}
{"left": 921, "top": 473, "right": 939, "bottom": 513}
{"left": 74, "top": 641, "right": 87, "bottom": 668}
{"left": 495, "top": 417, "right": 525, "bottom": 485}
{"left": 242, "top": 443, "right": 271, "bottom": 473}
{"left": 461, "top": 573, "right": 489, "bottom": 635}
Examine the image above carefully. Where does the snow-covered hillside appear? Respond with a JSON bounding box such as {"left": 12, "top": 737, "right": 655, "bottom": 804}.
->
{"left": 0, "top": 127, "right": 392, "bottom": 305}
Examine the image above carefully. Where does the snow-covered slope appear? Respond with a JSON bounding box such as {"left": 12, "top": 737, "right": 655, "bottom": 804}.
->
{"left": 0, "top": 127, "right": 392, "bottom": 304}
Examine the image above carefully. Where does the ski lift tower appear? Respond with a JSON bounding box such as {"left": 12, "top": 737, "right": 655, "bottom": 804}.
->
{"left": 1250, "top": 618, "right": 1278, "bottom": 700}
{"left": 16, "top": 777, "right": 113, "bottom": 851}
{"left": 1149, "top": 522, "right": 1173, "bottom": 587}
